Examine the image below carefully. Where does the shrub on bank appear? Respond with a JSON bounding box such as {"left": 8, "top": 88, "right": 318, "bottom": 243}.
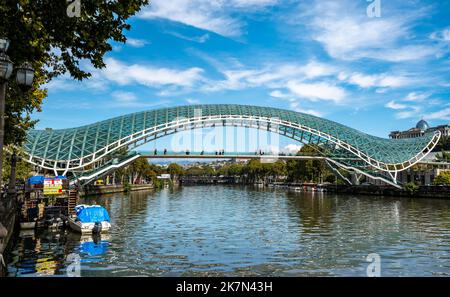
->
{"left": 432, "top": 171, "right": 450, "bottom": 185}
{"left": 403, "top": 182, "right": 419, "bottom": 195}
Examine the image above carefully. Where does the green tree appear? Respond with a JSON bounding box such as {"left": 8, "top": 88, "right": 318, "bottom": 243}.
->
{"left": 203, "top": 166, "right": 215, "bottom": 176}
{"left": 272, "top": 160, "right": 287, "bottom": 178}
{"left": 245, "top": 159, "right": 263, "bottom": 183}
{"left": 228, "top": 164, "right": 243, "bottom": 176}
{"left": 1, "top": 0, "right": 149, "bottom": 81}
{"left": 286, "top": 147, "right": 313, "bottom": 182}
{"left": 436, "top": 151, "right": 450, "bottom": 162}
{"left": 0, "top": 0, "right": 149, "bottom": 186}
{"left": 403, "top": 182, "right": 420, "bottom": 194}
{"left": 185, "top": 166, "right": 204, "bottom": 176}
{"left": 433, "top": 171, "right": 450, "bottom": 185}
{"left": 4, "top": 74, "right": 47, "bottom": 147}
{"left": 2, "top": 152, "right": 32, "bottom": 183}
{"left": 167, "top": 163, "right": 184, "bottom": 178}
{"left": 129, "top": 157, "right": 155, "bottom": 184}
{"left": 184, "top": 166, "right": 215, "bottom": 176}
{"left": 285, "top": 145, "right": 334, "bottom": 183}
{"left": 215, "top": 165, "right": 228, "bottom": 176}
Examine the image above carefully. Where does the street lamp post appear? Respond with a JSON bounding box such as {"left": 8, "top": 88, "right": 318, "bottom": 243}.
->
{"left": 7, "top": 62, "right": 35, "bottom": 196}
{"left": 0, "top": 37, "right": 34, "bottom": 197}
{"left": 7, "top": 151, "right": 17, "bottom": 196}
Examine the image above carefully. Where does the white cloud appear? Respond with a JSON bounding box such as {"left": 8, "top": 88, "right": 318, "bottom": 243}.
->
{"left": 403, "top": 92, "right": 430, "bottom": 102}
{"left": 203, "top": 60, "right": 337, "bottom": 92}
{"left": 442, "top": 29, "right": 450, "bottom": 41}
{"left": 230, "top": 0, "right": 278, "bottom": 8}
{"left": 109, "top": 90, "right": 171, "bottom": 108}
{"left": 126, "top": 38, "right": 149, "bottom": 48}
{"left": 385, "top": 101, "right": 407, "bottom": 110}
{"left": 363, "top": 45, "right": 440, "bottom": 62}
{"left": 303, "top": 0, "right": 438, "bottom": 62}
{"left": 286, "top": 81, "right": 346, "bottom": 102}
{"left": 314, "top": 17, "right": 404, "bottom": 60}
{"left": 386, "top": 92, "right": 447, "bottom": 121}
{"left": 202, "top": 69, "right": 257, "bottom": 91}
{"left": 343, "top": 72, "right": 412, "bottom": 88}
{"left": 186, "top": 98, "right": 200, "bottom": 104}
{"left": 284, "top": 99, "right": 324, "bottom": 117}
{"left": 302, "top": 109, "right": 323, "bottom": 117}
{"left": 139, "top": 1, "right": 240, "bottom": 37}
{"left": 46, "top": 58, "right": 205, "bottom": 95}
{"left": 138, "top": 0, "right": 277, "bottom": 37}
{"left": 282, "top": 144, "right": 302, "bottom": 154}
{"left": 424, "top": 108, "right": 450, "bottom": 121}
{"left": 375, "top": 88, "right": 389, "bottom": 94}
{"left": 140, "top": 59, "right": 338, "bottom": 97}
{"left": 430, "top": 27, "right": 450, "bottom": 42}
{"left": 112, "top": 91, "right": 137, "bottom": 102}
{"left": 45, "top": 73, "right": 108, "bottom": 92}
{"left": 248, "top": 61, "right": 335, "bottom": 84}
{"left": 384, "top": 96, "right": 429, "bottom": 119}
{"left": 395, "top": 107, "right": 421, "bottom": 119}
{"left": 299, "top": 61, "right": 336, "bottom": 78}
{"left": 45, "top": 76, "right": 78, "bottom": 91}
{"left": 99, "top": 58, "right": 204, "bottom": 88}
{"left": 199, "top": 59, "right": 346, "bottom": 105}
{"left": 167, "top": 31, "right": 210, "bottom": 43}
{"left": 269, "top": 90, "right": 289, "bottom": 98}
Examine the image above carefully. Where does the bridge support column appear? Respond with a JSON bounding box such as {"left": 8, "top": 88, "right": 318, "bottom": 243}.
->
{"left": 350, "top": 173, "right": 360, "bottom": 185}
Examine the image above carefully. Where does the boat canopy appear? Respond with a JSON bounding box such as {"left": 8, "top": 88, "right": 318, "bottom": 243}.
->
{"left": 28, "top": 175, "right": 45, "bottom": 185}
{"left": 75, "top": 205, "right": 110, "bottom": 223}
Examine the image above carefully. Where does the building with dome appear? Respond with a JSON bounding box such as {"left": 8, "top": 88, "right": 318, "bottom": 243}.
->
{"left": 389, "top": 119, "right": 449, "bottom": 139}
{"left": 385, "top": 119, "right": 450, "bottom": 186}
{"left": 415, "top": 119, "right": 430, "bottom": 131}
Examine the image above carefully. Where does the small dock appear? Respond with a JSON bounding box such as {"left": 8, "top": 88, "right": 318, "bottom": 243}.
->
{"left": 18, "top": 177, "right": 79, "bottom": 232}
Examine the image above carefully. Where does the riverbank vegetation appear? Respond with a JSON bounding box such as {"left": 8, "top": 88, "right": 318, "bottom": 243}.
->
{"left": 114, "top": 157, "right": 165, "bottom": 189}
{"left": 433, "top": 171, "right": 450, "bottom": 185}
{"left": 436, "top": 151, "right": 450, "bottom": 162}
{"left": 108, "top": 145, "right": 347, "bottom": 186}
{"left": 0, "top": 1, "right": 150, "bottom": 192}
{"left": 1, "top": 151, "right": 32, "bottom": 185}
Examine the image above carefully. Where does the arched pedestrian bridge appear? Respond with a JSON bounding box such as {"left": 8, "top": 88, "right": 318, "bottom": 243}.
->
{"left": 21, "top": 104, "right": 440, "bottom": 187}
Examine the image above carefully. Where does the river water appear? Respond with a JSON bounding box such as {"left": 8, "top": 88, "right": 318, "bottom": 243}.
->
{"left": 6, "top": 186, "right": 450, "bottom": 276}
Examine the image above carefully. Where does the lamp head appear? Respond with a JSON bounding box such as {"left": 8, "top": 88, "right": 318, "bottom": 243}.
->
{"left": 16, "top": 62, "right": 34, "bottom": 86}
{"left": 0, "top": 53, "right": 13, "bottom": 81}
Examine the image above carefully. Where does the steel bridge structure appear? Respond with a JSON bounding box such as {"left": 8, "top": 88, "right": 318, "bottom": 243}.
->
{"left": 20, "top": 104, "right": 441, "bottom": 188}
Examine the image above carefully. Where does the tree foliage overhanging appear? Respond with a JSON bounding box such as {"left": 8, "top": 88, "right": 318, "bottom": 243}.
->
{"left": 1, "top": 152, "right": 32, "bottom": 183}
{"left": 0, "top": 0, "right": 149, "bottom": 146}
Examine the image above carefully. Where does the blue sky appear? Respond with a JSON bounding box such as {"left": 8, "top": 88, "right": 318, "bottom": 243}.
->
{"left": 35, "top": 0, "right": 450, "bottom": 151}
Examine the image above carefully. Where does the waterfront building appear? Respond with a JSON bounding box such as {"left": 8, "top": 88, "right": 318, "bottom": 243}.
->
{"left": 389, "top": 119, "right": 450, "bottom": 139}
{"left": 397, "top": 166, "right": 450, "bottom": 185}
{"left": 386, "top": 119, "right": 450, "bottom": 185}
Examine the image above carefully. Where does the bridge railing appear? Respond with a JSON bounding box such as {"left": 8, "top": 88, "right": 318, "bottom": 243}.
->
{"left": 137, "top": 150, "right": 322, "bottom": 157}
{"left": 71, "top": 151, "right": 140, "bottom": 182}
